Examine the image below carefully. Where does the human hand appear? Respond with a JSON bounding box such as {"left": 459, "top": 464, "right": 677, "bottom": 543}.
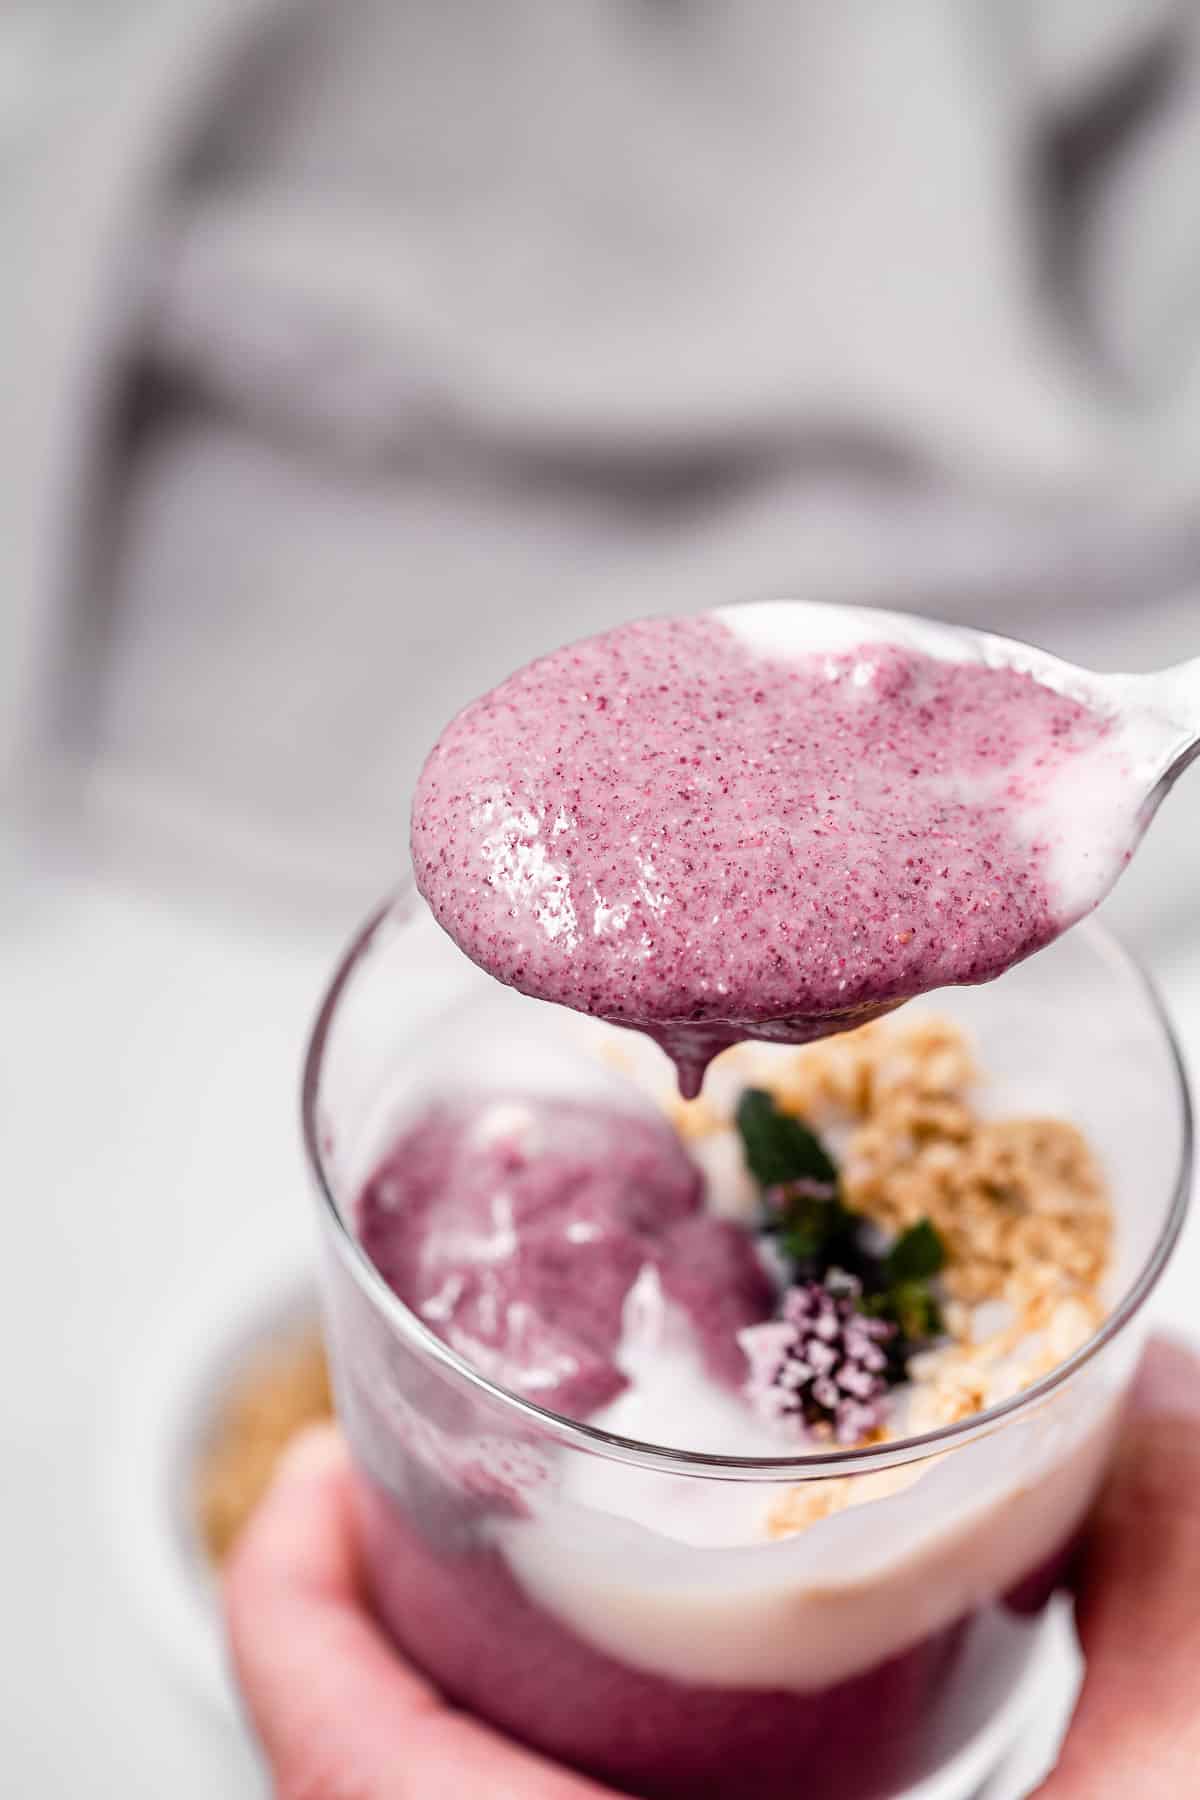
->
{"left": 1033, "top": 1335, "right": 1200, "bottom": 1798}
{"left": 223, "top": 1425, "right": 615, "bottom": 1799}
{"left": 225, "top": 1337, "right": 1200, "bottom": 1800}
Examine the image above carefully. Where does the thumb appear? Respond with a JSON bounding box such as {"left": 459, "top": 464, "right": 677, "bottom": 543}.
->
{"left": 223, "top": 1425, "right": 442, "bottom": 1797}
{"left": 1036, "top": 1336, "right": 1200, "bottom": 1798}
{"left": 223, "top": 1424, "right": 610, "bottom": 1800}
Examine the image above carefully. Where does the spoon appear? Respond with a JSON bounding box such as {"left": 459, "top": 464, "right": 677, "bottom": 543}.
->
{"left": 412, "top": 599, "right": 1200, "bottom": 1096}
{"left": 722, "top": 599, "right": 1200, "bottom": 880}
{"left": 722, "top": 599, "right": 1200, "bottom": 813}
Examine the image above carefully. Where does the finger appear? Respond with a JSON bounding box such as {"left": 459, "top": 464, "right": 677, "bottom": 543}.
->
{"left": 1035, "top": 1336, "right": 1200, "bottom": 1798}
{"left": 224, "top": 1425, "right": 610, "bottom": 1800}
{"left": 224, "top": 1425, "right": 437, "bottom": 1776}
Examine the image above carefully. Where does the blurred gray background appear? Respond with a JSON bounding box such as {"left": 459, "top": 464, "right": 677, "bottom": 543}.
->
{"left": 4, "top": 3, "right": 1200, "bottom": 1795}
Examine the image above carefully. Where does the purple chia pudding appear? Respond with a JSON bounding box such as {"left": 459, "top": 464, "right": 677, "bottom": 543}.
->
{"left": 411, "top": 612, "right": 1113, "bottom": 1095}
{"left": 352, "top": 1469, "right": 1079, "bottom": 1800}
{"left": 340, "top": 1077, "right": 1106, "bottom": 1800}
{"left": 358, "top": 1092, "right": 771, "bottom": 1418}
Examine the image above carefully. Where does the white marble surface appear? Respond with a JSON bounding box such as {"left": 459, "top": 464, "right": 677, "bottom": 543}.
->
{"left": 2, "top": 815, "right": 1197, "bottom": 1800}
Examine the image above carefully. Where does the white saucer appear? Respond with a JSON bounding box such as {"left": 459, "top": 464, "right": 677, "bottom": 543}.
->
{"left": 106, "top": 1240, "right": 317, "bottom": 1718}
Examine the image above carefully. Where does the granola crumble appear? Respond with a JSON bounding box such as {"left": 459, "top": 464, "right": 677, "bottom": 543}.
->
{"left": 666, "top": 1014, "right": 1113, "bottom": 1536}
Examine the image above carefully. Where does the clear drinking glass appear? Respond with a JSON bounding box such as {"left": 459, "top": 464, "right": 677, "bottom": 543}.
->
{"left": 302, "top": 885, "right": 1191, "bottom": 1800}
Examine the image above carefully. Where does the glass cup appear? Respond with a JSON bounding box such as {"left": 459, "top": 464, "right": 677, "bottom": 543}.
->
{"left": 302, "top": 885, "right": 1191, "bottom": 1800}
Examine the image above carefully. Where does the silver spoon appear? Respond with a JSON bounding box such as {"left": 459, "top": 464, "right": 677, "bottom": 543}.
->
{"left": 720, "top": 598, "right": 1200, "bottom": 850}
{"left": 415, "top": 598, "right": 1200, "bottom": 1097}
{"left": 674, "top": 601, "right": 1200, "bottom": 1092}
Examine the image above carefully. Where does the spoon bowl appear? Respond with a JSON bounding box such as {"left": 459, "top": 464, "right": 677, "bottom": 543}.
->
{"left": 412, "top": 599, "right": 1200, "bottom": 1096}
{"left": 720, "top": 598, "right": 1200, "bottom": 799}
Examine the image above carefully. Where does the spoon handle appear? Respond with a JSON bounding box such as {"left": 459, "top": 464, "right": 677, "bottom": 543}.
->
{"left": 1121, "top": 658, "right": 1200, "bottom": 785}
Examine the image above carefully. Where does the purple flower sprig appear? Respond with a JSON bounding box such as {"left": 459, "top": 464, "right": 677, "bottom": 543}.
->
{"left": 733, "top": 1087, "right": 947, "bottom": 1443}
{"left": 739, "top": 1272, "right": 896, "bottom": 1445}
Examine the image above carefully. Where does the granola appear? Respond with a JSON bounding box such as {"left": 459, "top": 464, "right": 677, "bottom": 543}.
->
{"left": 669, "top": 1014, "right": 1113, "bottom": 1534}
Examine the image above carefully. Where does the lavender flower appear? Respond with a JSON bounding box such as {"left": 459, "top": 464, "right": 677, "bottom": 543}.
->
{"left": 739, "top": 1274, "right": 896, "bottom": 1445}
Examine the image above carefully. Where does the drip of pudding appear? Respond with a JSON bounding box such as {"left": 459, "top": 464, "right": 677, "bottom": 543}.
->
{"left": 412, "top": 611, "right": 1116, "bottom": 1095}
{"left": 358, "top": 1091, "right": 772, "bottom": 1420}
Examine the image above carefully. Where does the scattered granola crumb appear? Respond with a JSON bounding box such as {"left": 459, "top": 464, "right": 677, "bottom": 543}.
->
{"left": 196, "top": 1327, "right": 333, "bottom": 1562}
{"left": 765, "top": 1454, "right": 935, "bottom": 1538}
{"left": 666, "top": 1091, "right": 726, "bottom": 1142}
{"left": 844, "top": 1110, "right": 1108, "bottom": 1315}
{"left": 904, "top": 1286, "right": 1106, "bottom": 1429}
{"left": 769, "top": 1016, "right": 979, "bottom": 1129}
{"left": 766, "top": 1478, "right": 851, "bottom": 1537}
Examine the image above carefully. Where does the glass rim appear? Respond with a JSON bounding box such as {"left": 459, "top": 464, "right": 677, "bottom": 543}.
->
{"left": 301, "top": 886, "right": 1193, "bottom": 1482}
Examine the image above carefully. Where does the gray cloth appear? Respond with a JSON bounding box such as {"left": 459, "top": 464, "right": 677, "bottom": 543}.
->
{"left": 5, "top": 0, "right": 1200, "bottom": 934}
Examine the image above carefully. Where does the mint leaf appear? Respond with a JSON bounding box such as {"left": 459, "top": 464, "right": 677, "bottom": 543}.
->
{"left": 735, "top": 1089, "right": 838, "bottom": 1190}
{"left": 736, "top": 1087, "right": 948, "bottom": 1389}
{"left": 776, "top": 1189, "right": 845, "bottom": 1263}
{"left": 861, "top": 1280, "right": 943, "bottom": 1368}
{"left": 887, "top": 1280, "right": 944, "bottom": 1347}
{"left": 885, "top": 1218, "right": 945, "bottom": 1285}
